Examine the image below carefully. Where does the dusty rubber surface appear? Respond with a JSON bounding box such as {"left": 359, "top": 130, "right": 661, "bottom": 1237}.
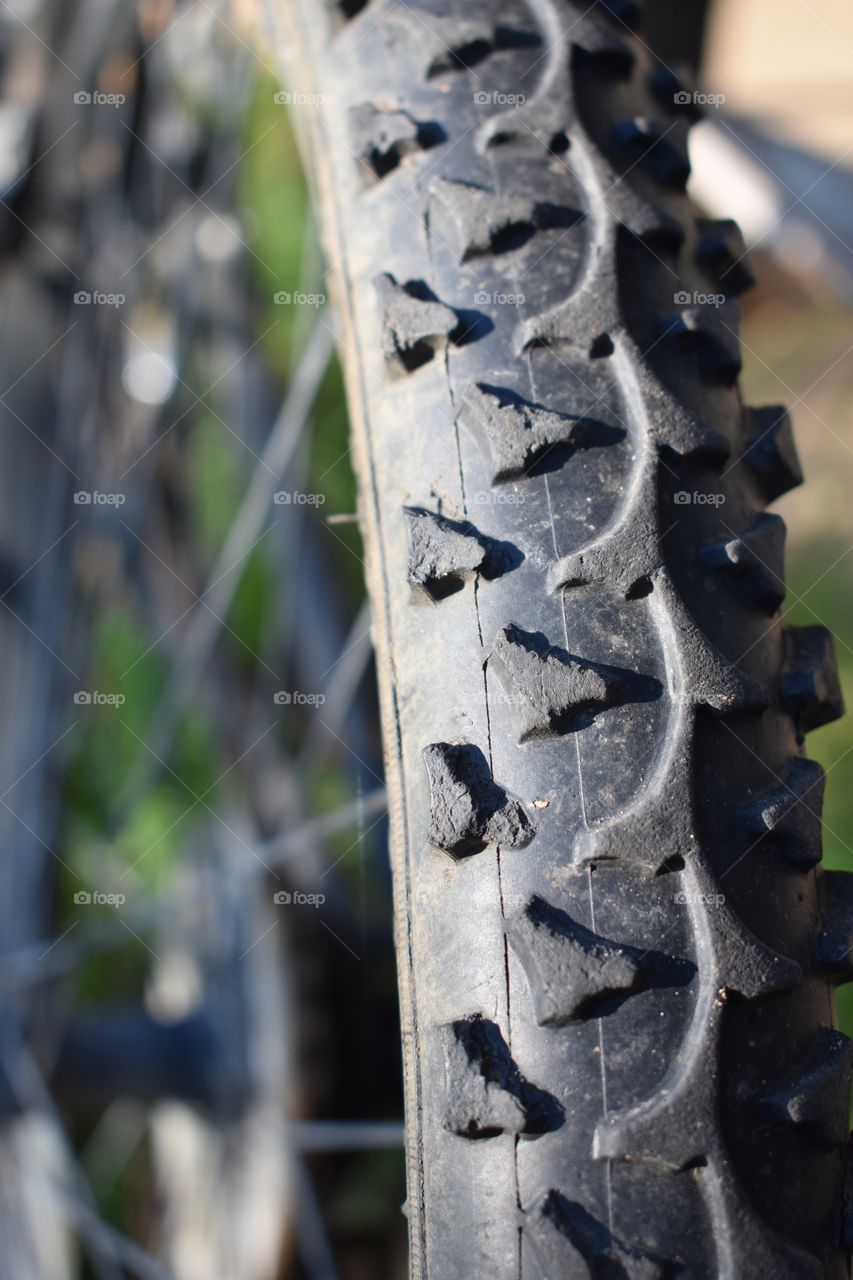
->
{"left": 278, "top": 2, "right": 850, "bottom": 1275}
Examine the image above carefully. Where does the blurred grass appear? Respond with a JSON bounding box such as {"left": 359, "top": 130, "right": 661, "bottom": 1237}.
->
{"left": 240, "top": 75, "right": 361, "bottom": 594}
{"left": 52, "top": 38, "right": 394, "bottom": 1273}
{"left": 61, "top": 72, "right": 364, "bottom": 950}
{"left": 743, "top": 285, "right": 853, "bottom": 1037}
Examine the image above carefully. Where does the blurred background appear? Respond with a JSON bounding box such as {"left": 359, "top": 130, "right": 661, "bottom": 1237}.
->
{"left": 0, "top": 1, "right": 849, "bottom": 1277}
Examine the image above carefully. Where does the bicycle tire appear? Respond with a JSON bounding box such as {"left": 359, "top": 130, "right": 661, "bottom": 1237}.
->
{"left": 274, "top": 2, "right": 850, "bottom": 1275}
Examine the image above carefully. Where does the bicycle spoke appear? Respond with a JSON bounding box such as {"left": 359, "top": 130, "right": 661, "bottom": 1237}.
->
{"left": 288, "top": 1121, "right": 405, "bottom": 1153}
{"left": 257, "top": 787, "right": 387, "bottom": 865}
{"left": 298, "top": 597, "right": 375, "bottom": 774}
{"left": 292, "top": 1157, "right": 341, "bottom": 1280}
{"left": 62, "top": 1196, "right": 175, "bottom": 1280}
{"left": 1, "top": 5, "right": 396, "bottom": 1276}
{"left": 115, "top": 317, "right": 335, "bottom": 823}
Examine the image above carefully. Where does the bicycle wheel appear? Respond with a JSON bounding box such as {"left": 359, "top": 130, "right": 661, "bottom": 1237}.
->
{"left": 271, "top": 1, "right": 849, "bottom": 1276}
